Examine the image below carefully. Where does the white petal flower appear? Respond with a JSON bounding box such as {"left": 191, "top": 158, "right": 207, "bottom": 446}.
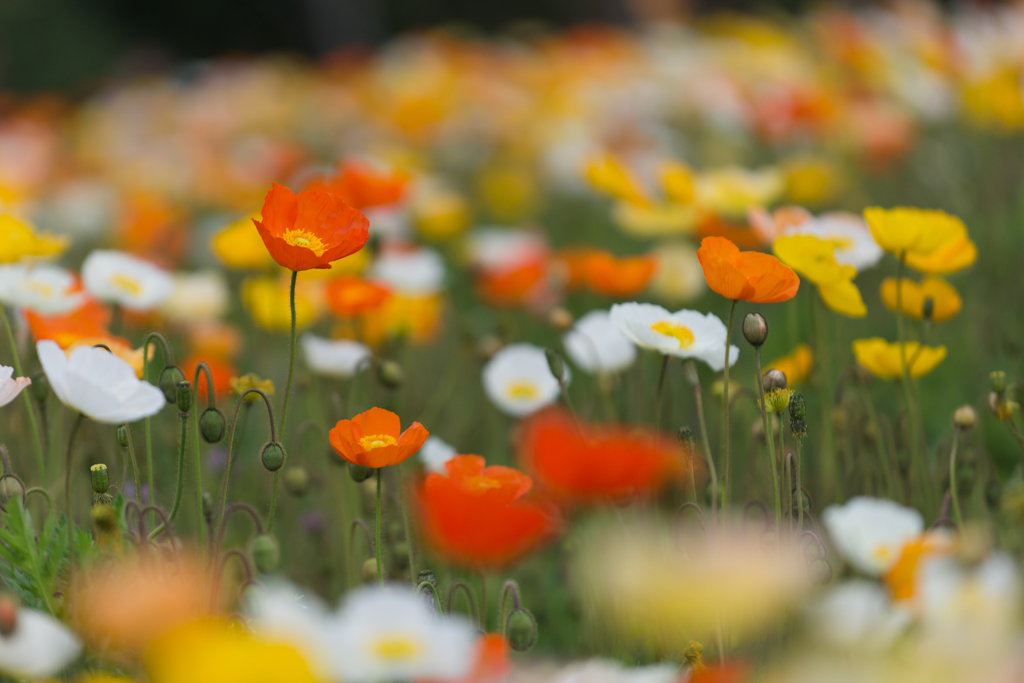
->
{"left": 465, "top": 227, "right": 548, "bottom": 271}
{"left": 918, "top": 553, "right": 1021, "bottom": 628}
{"left": 0, "top": 264, "right": 85, "bottom": 315}
{"left": 563, "top": 310, "right": 637, "bottom": 375}
{"left": 785, "top": 212, "right": 883, "bottom": 272}
{"left": 0, "top": 606, "right": 82, "bottom": 679}
{"left": 483, "top": 343, "right": 566, "bottom": 417}
{"left": 81, "top": 249, "right": 173, "bottom": 311}
{"left": 245, "top": 581, "right": 333, "bottom": 679}
{"left": 610, "top": 302, "right": 738, "bottom": 371}
{"left": 419, "top": 435, "right": 457, "bottom": 474}
{"left": 804, "top": 580, "right": 912, "bottom": 653}
{"left": 821, "top": 496, "right": 923, "bottom": 576}
{"left": 301, "top": 334, "right": 372, "bottom": 379}
{"left": 547, "top": 659, "right": 681, "bottom": 683}
{"left": 370, "top": 248, "right": 446, "bottom": 296}
{"left": 37, "top": 339, "right": 165, "bottom": 424}
{"left": 159, "top": 270, "right": 229, "bottom": 323}
{"left": 0, "top": 366, "right": 31, "bottom": 408}
{"left": 327, "top": 585, "right": 477, "bottom": 682}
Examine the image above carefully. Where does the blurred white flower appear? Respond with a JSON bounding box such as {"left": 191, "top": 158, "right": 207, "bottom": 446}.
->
{"left": 301, "top": 334, "right": 372, "bottom": 379}
{"left": 82, "top": 249, "right": 173, "bottom": 312}
{"left": 0, "top": 366, "right": 31, "bottom": 408}
{"left": 786, "top": 213, "right": 883, "bottom": 272}
{"left": 419, "top": 435, "right": 457, "bottom": 474}
{"left": 648, "top": 242, "right": 706, "bottom": 304}
{"left": 370, "top": 248, "right": 446, "bottom": 296}
{"left": 37, "top": 339, "right": 164, "bottom": 424}
{"left": 918, "top": 553, "right": 1021, "bottom": 629}
{"left": 0, "top": 605, "right": 82, "bottom": 679}
{"left": 41, "top": 179, "right": 116, "bottom": 239}
{"left": 159, "top": 270, "right": 229, "bottom": 323}
{"left": 0, "top": 264, "right": 84, "bottom": 315}
{"left": 245, "top": 581, "right": 333, "bottom": 679}
{"left": 465, "top": 227, "right": 548, "bottom": 272}
{"left": 483, "top": 343, "right": 566, "bottom": 417}
{"left": 610, "top": 302, "right": 737, "bottom": 370}
{"left": 804, "top": 580, "right": 911, "bottom": 653}
{"left": 822, "top": 496, "right": 923, "bottom": 576}
{"left": 562, "top": 310, "right": 636, "bottom": 375}
{"left": 547, "top": 659, "right": 681, "bottom": 683}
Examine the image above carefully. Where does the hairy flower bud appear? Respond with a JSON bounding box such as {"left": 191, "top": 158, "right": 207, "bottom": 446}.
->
{"left": 159, "top": 365, "right": 186, "bottom": 405}
{"left": 545, "top": 348, "right": 565, "bottom": 383}
{"left": 90, "top": 464, "right": 110, "bottom": 495}
{"left": 116, "top": 424, "right": 130, "bottom": 449}
{"left": 260, "top": 442, "right": 286, "bottom": 473}
{"left": 377, "top": 360, "right": 404, "bottom": 389}
{"left": 789, "top": 393, "right": 807, "bottom": 422}
{"left": 0, "top": 475, "right": 25, "bottom": 512}
{"left": 251, "top": 534, "right": 280, "bottom": 574}
{"left": 362, "top": 557, "right": 380, "bottom": 582}
{"left": 506, "top": 609, "right": 538, "bottom": 651}
{"left": 348, "top": 462, "right": 374, "bottom": 483}
{"left": 953, "top": 405, "right": 978, "bottom": 430}
{"left": 175, "top": 380, "right": 192, "bottom": 413}
{"left": 742, "top": 312, "right": 768, "bottom": 347}
{"left": 678, "top": 427, "right": 695, "bottom": 451}
{"left": 991, "top": 371, "right": 1007, "bottom": 394}
{"left": 762, "top": 369, "right": 787, "bottom": 393}
{"left": 284, "top": 467, "right": 309, "bottom": 497}
{"left": 199, "top": 408, "right": 226, "bottom": 443}
{"left": 30, "top": 373, "right": 47, "bottom": 404}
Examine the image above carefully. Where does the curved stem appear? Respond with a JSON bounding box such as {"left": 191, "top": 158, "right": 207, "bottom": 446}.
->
{"left": 498, "top": 580, "right": 522, "bottom": 636}
{"left": 269, "top": 269, "right": 299, "bottom": 534}
{"left": 149, "top": 411, "right": 189, "bottom": 538}
{"left": 1, "top": 305, "right": 45, "bottom": 482}
{"left": 191, "top": 362, "right": 215, "bottom": 550}
{"left": 949, "top": 426, "right": 964, "bottom": 527}
{"left": 142, "top": 332, "right": 173, "bottom": 507}
{"left": 24, "top": 487, "right": 53, "bottom": 512}
{"left": 753, "top": 347, "right": 781, "bottom": 535}
{"left": 375, "top": 467, "right": 383, "bottom": 585}
{"left": 446, "top": 580, "right": 480, "bottom": 624}
{"left": 217, "top": 389, "right": 277, "bottom": 526}
{"left": 721, "top": 299, "right": 737, "bottom": 507}
{"left": 417, "top": 580, "right": 444, "bottom": 615}
{"left": 211, "top": 502, "right": 265, "bottom": 573}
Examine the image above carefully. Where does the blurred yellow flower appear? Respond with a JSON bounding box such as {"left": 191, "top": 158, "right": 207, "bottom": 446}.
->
{"left": 880, "top": 276, "right": 962, "bottom": 323}
{"left": 360, "top": 294, "right": 444, "bottom": 347}
{"left": 773, "top": 235, "right": 866, "bottom": 317}
{"left": 76, "top": 676, "right": 135, "bottom": 683}
{"left": 231, "top": 373, "right": 275, "bottom": 401}
{"left": 862, "top": 207, "right": 977, "bottom": 273}
{"left": 584, "top": 154, "right": 652, "bottom": 206}
{"left": 765, "top": 343, "right": 813, "bottom": 386}
{"left": 695, "top": 167, "right": 783, "bottom": 220}
{"left": 782, "top": 157, "right": 843, "bottom": 206}
{"left": 612, "top": 202, "right": 696, "bottom": 238}
{"left": 0, "top": 214, "right": 68, "bottom": 263}
{"left": 242, "top": 276, "right": 319, "bottom": 331}
{"left": 852, "top": 338, "right": 947, "bottom": 380}
{"left": 210, "top": 213, "right": 273, "bottom": 270}
{"left": 660, "top": 160, "right": 696, "bottom": 204}
{"left": 961, "top": 68, "right": 1024, "bottom": 131}
{"left": 146, "top": 620, "right": 319, "bottom": 683}
{"left": 413, "top": 185, "right": 470, "bottom": 240}
{"left": 477, "top": 160, "right": 539, "bottom": 222}
{"left": 648, "top": 241, "right": 706, "bottom": 304}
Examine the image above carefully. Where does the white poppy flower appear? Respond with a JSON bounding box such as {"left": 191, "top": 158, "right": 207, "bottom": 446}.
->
{"left": 37, "top": 339, "right": 165, "bottom": 424}
{"left": 0, "top": 264, "right": 84, "bottom": 315}
{"left": 610, "top": 302, "right": 738, "bottom": 371}
{"left": 81, "top": 249, "right": 173, "bottom": 311}
{"left": 301, "top": 334, "right": 372, "bottom": 379}
{"left": 562, "top": 310, "right": 637, "bottom": 375}
{"left": 821, "top": 496, "right": 923, "bottom": 576}
{"left": 483, "top": 343, "right": 566, "bottom": 417}
{"left": 245, "top": 581, "right": 333, "bottom": 679}
{"left": 419, "top": 435, "right": 457, "bottom": 474}
{"left": 918, "top": 553, "right": 1021, "bottom": 628}
{"left": 804, "top": 580, "right": 911, "bottom": 653}
{"left": 465, "top": 227, "right": 547, "bottom": 271}
{"left": 547, "top": 659, "right": 681, "bottom": 683}
{"left": 785, "top": 212, "right": 883, "bottom": 272}
{"left": 369, "top": 248, "right": 445, "bottom": 296}
{"left": 159, "top": 270, "right": 229, "bottom": 323}
{"left": 326, "top": 585, "right": 477, "bottom": 682}
{"left": 0, "top": 366, "right": 31, "bottom": 408}
{"left": 0, "top": 606, "right": 82, "bottom": 679}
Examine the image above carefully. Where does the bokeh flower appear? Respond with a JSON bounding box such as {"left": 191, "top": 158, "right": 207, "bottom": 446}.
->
{"left": 82, "top": 250, "right": 173, "bottom": 312}
{"left": 0, "top": 264, "right": 84, "bottom": 315}
{"left": 419, "top": 434, "right": 457, "bottom": 474}
{"left": 0, "top": 213, "right": 68, "bottom": 263}
{"left": 0, "top": 365, "right": 31, "bottom": 408}
{"left": 325, "top": 276, "right": 391, "bottom": 317}
{"left": 863, "top": 207, "right": 977, "bottom": 273}
{"left": 562, "top": 309, "right": 637, "bottom": 375}
{"left": 0, "top": 604, "right": 82, "bottom": 679}
{"left": 610, "top": 303, "right": 738, "bottom": 370}
{"left": 647, "top": 241, "right": 706, "bottom": 304}
{"left": 696, "top": 236, "right": 800, "bottom": 303}
{"left": 773, "top": 234, "right": 866, "bottom": 317}
{"left": 482, "top": 343, "right": 565, "bottom": 417}
{"left": 879, "top": 276, "right": 961, "bottom": 323}
{"left": 242, "top": 275, "right": 319, "bottom": 332}
{"left": 329, "top": 406, "right": 428, "bottom": 468}
{"left": 159, "top": 271, "right": 230, "bottom": 324}
{"left": 301, "top": 334, "right": 372, "bottom": 379}
{"left": 210, "top": 212, "right": 273, "bottom": 270}
{"left": 822, "top": 496, "right": 924, "bottom": 576}
{"left": 582, "top": 252, "right": 657, "bottom": 298}
{"left": 764, "top": 343, "right": 813, "bottom": 386}
{"left": 852, "top": 338, "right": 947, "bottom": 379}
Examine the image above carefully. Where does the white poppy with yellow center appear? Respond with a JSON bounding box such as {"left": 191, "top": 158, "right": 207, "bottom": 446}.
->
{"left": 482, "top": 342, "right": 567, "bottom": 417}
{"left": 0, "top": 264, "right": 84, "bottom": 315}
{"left": 822, "top": 496, "right": 924, "bottom": 577}
{"left": 82, "top": 249, "right": 173, "bottom": 312}
{"left": 610, "top": 302, "right": 738, "bottom": 371}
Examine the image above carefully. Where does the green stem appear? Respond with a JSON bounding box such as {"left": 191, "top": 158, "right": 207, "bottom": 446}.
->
{"left": 949, "top": 426, "right": 963, "bottom": 526}
{"left": 754, "top": 346, "right": 781, "bottom": 534}
{"left": 375, "top": 467, "right": 383, "bottom": 585}
{"left": 810, "top": 291, "right": 838, "bottom": 499}
{"left": 192, "top": 364, "right": 215, "bottom": 551}
{"left": 859, "top": 381, "right": 895, "bottom": 499}
{"left": 692, "top": 369, "right": 718, "bottom": 517}
{"left": 25, "top": 487, "right": 54, "bottom": 512}
{"left": 122, "top": 423, "right": 142, "bottom": 503}
{"left": 141, "top": 333, "right": 172, "bottom": 507}
{"left": 721, "top": 299, "right": 738, "bottom": 507}
{"left": 895, "top": 253, "right": 929, "bottom": 511}
{"left": 270, "top": 270, "right": 299, "bottom": 533}
{"left": 1, "top": 305, "right": 45, "bottom": 481}
{"left": 396, "top": 464, "right": 416, "bottom": 582}
{"left": 795, "top": 437, "right": 804, "bottom": 533}
{"left": 64, "top": 413, "right": 84, "bottom": 521}
{"left": 149, "top": 411, "right": 188, "bottom": 538}
{"left": 654, "top": 354, "right": 669, "bottom": 429}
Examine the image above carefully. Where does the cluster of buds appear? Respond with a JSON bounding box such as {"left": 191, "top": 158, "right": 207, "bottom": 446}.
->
{"left": 988, "top": 371, "right": 1019, "bottom": 421}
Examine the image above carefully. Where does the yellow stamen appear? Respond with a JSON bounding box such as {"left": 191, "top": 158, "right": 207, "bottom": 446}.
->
{"left": 506, "top": 381, "right": 540, "bottom": 400}
{"left": 651, "top": 320, "right": 695, "bottom": 348}
{"left": 282, "top": 229, "right": 328, "bottom": 256}
{"left": 359, "top": 434, "right": 398, "bottom": 451}
{"left": 22, "top": 281, "right": 53, "bottom": 296}
{"left": 371, "top": 636, "right": 422, "bottom": 661}
{"left": 462, "top": 476, "right": 502, "bottom": 493}
{"left": 111, "top": 274, "right": 142, "bottom": 295}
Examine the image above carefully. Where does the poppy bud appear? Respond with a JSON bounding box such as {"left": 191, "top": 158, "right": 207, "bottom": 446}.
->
{"left": 176, "top": 380, "right": 192, "bottom": 413}
{"left": 362, "top": 557, "right": 380, "bottom": 582}
{"left": 377, "top": 360, "right": 404, "bottom": 389}
{"left": 348, "top": 462, "right": 374, "bottom": 483}
{"left": 200, "top": 408, "right": 226, "bottom": 443}
{"left": 251, "top": 534, "right": 280, "bottom": 573}
{"left": 789, "top": 394, "right": 807, "bottom": 421}
{"left": 159, "top": 365, "right": 186, "bottom": 405}
{"left": 953, "top": 405, "right": 978, "bottom": 430}
{"left": 506, "top": 609, "right": 538, "bottom": 651}
{"left": 90, "top": 464, "right": 109, "bottom": 494}
{"left": 790, "top": 418, "right": 807, "bottom": 439}
{"left": 678, "top": 427, "right": 695, "bottom": 450}
{"left": 30, "top": 373, "right": 47, "bottom": 404}
{"left": 0, "top": 595, "right": 16, "bottom": 637}
{"left": 991, "top": 371, "right": 1007, "bottom": 394}
{"left": 260, "top": 442, "right": 286, "bottom": 473}
{"left": 0, "top": 475, "right": 24, "bottom": 512}
{"left": 116, "top": 424, "right": 130, "bottom": 449}
{"left": 742, "top": 313, "right": 768, "bottom": 347}
{"left": 284, "top": 466, "right": 309, "bottom": 497}
{"left": 202, "top": 492, "right": 214, "bottom": 522}
{"left": 762, "top": 369, "right": 787, "bottom": 393}
{"left": 547, "top": 307, "right": 574, "bottom": 332}
{"left": 545, "top": 348, "right": 565, "bottom": 383}
{"left": 922, "top": 296, "right": 934, "bottom": 322}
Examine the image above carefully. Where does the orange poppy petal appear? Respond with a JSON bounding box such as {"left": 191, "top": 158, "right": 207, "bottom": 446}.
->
{"left": 257, "top": 183, "right": 299, "bottom": 236}
{"left": 446, "top": 454, "right": 487, "bottom": 479}
{"left": 354, "top": 444, "right": 403, "bottom": 468}
{"left": 737, "top": 251, "right": 801, "bottom": 303}
{"left": 396, "top": 422, "right": 430, "bottom": 461}
{"left": 697, "top": 237, "right": 755, "bottom": 300}
{"left": 328, "top": 419, "right": 362, "bottom": 464}
{"left": 253, "top": 221, "right": 331, "bottom": 271}
{"left": 351, "top": 407, "right": 402, "bottom": 440}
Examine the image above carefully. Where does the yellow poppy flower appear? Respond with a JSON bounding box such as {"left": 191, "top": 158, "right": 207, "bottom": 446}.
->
{"left": 0, "top": 214, "right": 68, "bottom": 263}
{"left": 852, "top": 337, "right": 947, "bottom": 380}
{"left": 359, "top": 293, "right": 444, "bottom": 347}
{"left": 210, "top": 213, "right": 273, "bottom": 269}
{"left": 585, "top": 154, "right": 652, "bottom": 207}
{"left": 862, "top": 208, "right": 977, "bottom": 273}
{"left": 477, "top": 160, "right": 539, "bottom": 222}
{"left": 612, "top": 201, "right": 696, "bottom": 238}
{"left": 412, "top": 186, "right": 470, "bottom": 240}
{"left": 660, "top": 160, "right": 696, "bottom": 204}
{"left": 765, "top": 343, "right": 813, "bottom": 386}
{"left": 694, "top": 167, "right": 783, "bottom": 220}
{"left": 242, "top": 276, "right": 319, "bottom": 332}
{"left": 773, "top": 235, "right": 866, "bottom": 318}
{"left": 782, "top": 157, "right": 843, "bottom": 206}
{"left": 879, "top": 276, "right": 962, "bottom": 323}
{"left": 230, "top": 373, "right": 275, "bottom": 401}
{"left": 904, "top": 233, "right": 977, "bottom": 274}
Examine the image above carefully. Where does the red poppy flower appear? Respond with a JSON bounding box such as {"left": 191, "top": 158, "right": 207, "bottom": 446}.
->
{"left": 329, "top": 407, "right": 429, "bottom": 468}
{"left": 519, "top": 409, "right": 685, "bottom": 502}
{"left": 584, "top": 252, "right": 657, "bottom": 298}
{"left": 307, "top": 161, "right": 410, "bottom": 210}
{"left": 253, "top": 183, "right": 370, "bottom": 271}
{"left": 417, "top": 455, "right": 560, "bottom": 569}
{"left": 25, "top": 300, "right": 114, "bottom": 349}
{"left": 325, "top": 276, "right": 391, "bottom": 317}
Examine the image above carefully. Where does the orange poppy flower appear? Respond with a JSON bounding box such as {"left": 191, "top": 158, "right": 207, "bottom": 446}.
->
{"left": 325, "top": 276, "right": 392, "bottom": 317}
{"left": 555, "top": 248, "right": 602, "bottom": 290}
{"left": 329, "top": 407, "right": 429, "bottom": 468}
{"left": 181, "top": 354, "right": 236, "bottom": 402}
{"left": 416, "top": 455, "right": 560, "bottom": 569}
{"left": 519, "top": 409, "right": 684, "bottom": 502}
{"left": 25, "top": 300, "right": 114, "bottom": 349}
{"left": 697, "top": 215, "right": 763, "bottom": 249}
{"left": 476, "top": 263, "right": 547, "bottom": 308}
{"left": 307, "top": 161, "right": 410, "bottom": 210}
{"left": 253, "top": 183, "right": 370, "bottom": 271}
{"left": 584, "top": 252, "right": 657, "bottom": 298}
{"left": 696, "top": 236, "right": 800, "bottom": 303}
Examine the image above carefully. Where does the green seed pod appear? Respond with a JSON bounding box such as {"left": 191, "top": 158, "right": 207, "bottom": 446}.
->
{"left": 544, "top": 348, "right": 565, "bottom": 382}
{"left": 250, "top": 534, "right": 280, "bottom": 574}
{"left": 175, "top": 380, "right": 192, "bottom": 413}
{"left": 506, "top": 609, "right": 538, "bottom": 651}
{"left": 159, "top": 365, "right": 186, "bottom": 404}
{"left": 742, "top": 312, "right": 768, "bottom": 347}
{"left": 30, "top": 373, "right": 47, "bottom": 404}
{"left": 377, "top": 360, "right": 404, "bottom": 389}
{"left": 260, "top": 442, "right": 286, "bottom": 473}
{"left": 789, "top": 393, "right": 807, "bottom": 422}
{"left": 116, "top": 424, "right": 130, "bottom": 449}
{"left": 90, "top": 464, "right": 110, "bottom": 494}
{"left": 362, "top": 557, "right": 380, "bottom": 582}
{"left": 348, "top": 462, "right": 374, "bottom": 483}
{"left": 284, "top": 467, "right": 309, "bottom": 497}
{"left": 202, "top": 492, "right": 214, "bottom": 522}
{"left": 199, "top": 408, "right": 226, "bottom": 443}
{"left": 0, "top": 475, "right": 25, "bottom": 512}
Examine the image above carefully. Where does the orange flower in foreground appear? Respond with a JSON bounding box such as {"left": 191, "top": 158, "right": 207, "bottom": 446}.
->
{"left": 308, "top": 161, "right": 410, "bottom": 209}
{"left": 253, "top": 183, "right": 370, "bottom": 271}
{"left": 696, "top": 236, "right": 800, "bottom": 303}
{"left": 417, "top": 455, "right": 560, "bottom": 569}
{"left": 519, "top": 409, "right": 685, "bottom": 502}
{"left": 325, "top": 276, "right": 392, "bottom": 317}
{"left": 329, "top": 406, "right": 429, "bottom": 468}
{"left": 584, "top": 252, "right": 657, "bottom": 298}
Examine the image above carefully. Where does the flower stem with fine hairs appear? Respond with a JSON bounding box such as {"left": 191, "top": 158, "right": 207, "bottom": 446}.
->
{"left": 192, "top": 362, "right": 216, "bottom": 550}
{"left": 122, "top": 423, "right": 142, "bottom": 503}
{"left": 689, "top": 362, "right": 718, "bottom": 517}
{"left": 894, "top": 253, "right": 930, "bottom": 512}
{"left": 753, "top": 346, "right": 781, "bottom": 534}
{"left": 142, "top": 332, "right": 173, "bottom": 506}
{"left": 218, "top": 388, "right": 277, "bottom": 526}
{"left": 149, "top": 410, "right": 189, "bottom": 538}
{"left": 270, "top": 269, "right": 299, "bottom": 533}
{"left": 1, "top": 305, "right": 45, "bottom": 481}
{"left": 721, "top": 299, "right": 738, "bottom": 507}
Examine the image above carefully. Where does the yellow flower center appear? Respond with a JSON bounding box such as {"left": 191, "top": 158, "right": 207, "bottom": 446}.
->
{"left": 111, "top": 273, "right": 142, "bottom": 295}
{"left": 371, "top": 635, "right": 422, "bottom": 661}
{"left": 462, "top": 476, "right": 502, "bottom": 493}
{"left": 506, "top": 381, "right": 540, "bottom": 400}
{"left": 22, "top": 280, "right": 53, "bottom": 296}
{"left": 282, "top": 229, "right": 328, "bottom": 257}
{"left": 651, "top": 320, "right": 695, "bottom": 348}
{"left": 873, "top": 545, "right": 892, "bottom": 561}
{"left": 358, "top": 434, "right": 398, "bottom": 451}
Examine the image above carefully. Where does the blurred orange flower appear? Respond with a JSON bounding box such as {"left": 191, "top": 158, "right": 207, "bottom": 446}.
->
{"left": 476, "top": 263, "right": 547, "bottom": 308}
{"left": 583, "top": 252, "right": 657, "bottom": 298}
{"left": 25, "top": 299, "right": 111, "bottom": 348}
{"left": 181, "top": 354, "right": 236, "bottom": 401}
{"left": 696, "top": 236, "right": 800, "bottom": 303}
{"left": 307, "top": 160, "right": 410, "bottom": 209}
{"left": 329, "top": 406, "right": 429, "bottom": 468}
{"left": 254, "top": 183, "right": 369, "bottom": 271}
{"left": 325, "top": 276, "right": 391, "bottom": 317}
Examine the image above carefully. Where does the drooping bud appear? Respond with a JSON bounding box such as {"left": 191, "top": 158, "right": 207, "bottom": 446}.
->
{"left": 199, "top": 408, "right": 226, "bottom": 443}
{"left": 418, "top": 570, "right": 438, "bottom": 610}
{"left": 90, "top": 464, "right": 110, "bottom": 494}
{"left": 953, "top": 405, "right": 978, "bottom": 430}
{"left": 922, "top": 296, "right": 934, "bottom": 322}
{"left": 348, "top": 462, "right": 374, "bottom": 483}
{"left": 547, "top": 307, "right": 574, "bottom": 332}
{"left": 159, "top": 365, "right": 186, "bottom": 405}
{"left": 284, "top": 467, "right": 309, "bottom": 497}
{"left": 29, "top": 373, "right": 47, "bottom": 404}
{"left": 362, "top": 557, "right": 380, "bottom": 582}
{"left": 175, "top": 380, "right": 192, "bottom": 413}
{"left": 260, "top": 442, "right": 286, "bottom": 473}
{"left": 506, "top": 609, "right": 538, "bottom": 651}
{"left": 545, "top": 348, "right": 565, "bottom": 383}
{"left": 991, "top": 371, "right": 1007, "bottom": 394}
{"left": 0, "top": 475, "right": 25, "bottom": 512}
{"left": 0, "top": 595, "right": 17, "bottom": 637}
{"left": 762, "top": 369, "right": 787, "bottom": 393}
{"left": 742, "top": 312, "right": 768, "bottom": 347}
{"left": 251, "top": 534, "right": 280, "bottom": 573}
{"left": 116, "top": 424, "right": 130, "bottom": 449}
{"left": 377, "top": 360, "right": 404, "bottom": 389}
